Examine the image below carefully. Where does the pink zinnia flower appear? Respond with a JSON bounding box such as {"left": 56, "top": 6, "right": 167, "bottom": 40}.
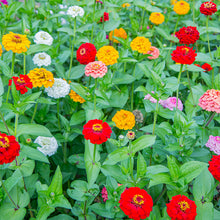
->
{"left": 198, "top": 89, "right": 220, "bottom": 113}
{"left": 147, "top": 46, "right": 160, "bottom": 60}
{"left": 206, "top": 135, "right": 220, "bottom": 155}
{"left": 85, "top": 61, "right": 108, "bottom": 79}
{"left": 101, "top": 187, "right": 108, "bottom": 202}
{"left": 0, "top": 0, "right": 8, "bottom": 6}
{"left": 160, "top": 97, "right": 183, "bottom": 111}
{"left": 144, "top": 91, "right": 158, "bottom": 103}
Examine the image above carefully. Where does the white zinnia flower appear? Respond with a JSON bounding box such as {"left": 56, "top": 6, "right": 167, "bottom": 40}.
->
{"left": 67, "top": 6, "right": 84, "bottom": 18}
{"left": 33, "top": 52, "right": 51, "bottom": 67}
{"left": 34, "top": 136, "right": 59, "bottom": 156}
{"left": 45, "top": 78, "right": 70, "bottom": 99}
{"left": 59, "top": 4, "right": 67, "bottom": 9}
{"left": 34, "top": 31, "right": 53, "bottom": 46}
{"left": 59, "top": 11, "right": 67, "bottom": 25}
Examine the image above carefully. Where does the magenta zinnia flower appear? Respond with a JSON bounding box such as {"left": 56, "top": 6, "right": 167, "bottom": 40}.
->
{"left": 206, "top": 135, "right": 220, "bottom": 155}
{"left": 0, "top": 0, "right": 8, "bottom": 6}
{"left": 85, "top": 61, "right": 108, "bottom": 79}
{"left": 144, "top": 91, "right": 158, "bottom": 103}
{"left": 160, "top": 97, "right": 183, "bottom": 111}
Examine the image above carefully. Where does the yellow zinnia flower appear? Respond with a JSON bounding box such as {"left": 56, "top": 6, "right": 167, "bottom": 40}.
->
{"left": 130, "top": 37, "right": 151, "bottom": 54}
{"left": 96, "top": 46, "right": 119, "bottom": 66}
{"left": 122, "top": 3, "right": 131, "bottom": 8}
{"left": 149, "top": 12, "right": 165, "bottom": 25}
{"left": 112, "top": 110, "right": 135, "bottom": 130}
{"left": 173, "top": 1, "right": 190, "bottom": 15}
{"left": 69, "top": 90, "right": 86, "bottom": 103}
{"left": 28, "top": 68, "right": 54, "bottom": 88}
{"left": 2, "top": 32, "right": 31, "bottom": 54}
{"left": 109, "top": 28, "right": 128, "bottom": 43}
{"left": 171, "top": 0, "right": 178, "bottom": 5}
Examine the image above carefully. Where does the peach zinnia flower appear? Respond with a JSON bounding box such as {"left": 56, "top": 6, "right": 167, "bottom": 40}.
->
{"left": 85, "top": 61, "right": 108, "bottom": 79}
{"left": 198, "top": 89, "right": 220, "bottom": 113}
{"left": 147, "top": 47, "right": 160, "bottom": 60}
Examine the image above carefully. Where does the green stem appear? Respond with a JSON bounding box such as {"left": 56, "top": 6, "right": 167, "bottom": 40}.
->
{"left": 83, "top": 201, "right": 87, "bottom": 219}
{"left": 192, "top": 0, "right": 195, "bottom": 24}
{"left": 57, "top": 99, "right": 61, "bottom": 131}
{"left": 0, "top": 111, "right": 10, "bottom": 135}
{"left": 128, "top": 140, "right": 135, "bottom": 182}
{"left": 6, "top": 53, "right": 15, "bottom": 103}
{"left": 173, "top": 15, "right": 180, "bottom": 36}
{"left": 68, "top": 18, "right": 76, "bottom": 79}
{"left": 0, "top": 179, "right": 19, "bottom": 209}
{"left": 91, "top": 0, "right": 96, "bottom": 42}
{"left": 130, "top": 64, "right": 137, "bottom": 111}
{"left": 93, "top": 144, "right": 97, "bottom": 164}
{"left": 204, "top": 112, "right": 216, "bottom": 128}
{"left": 23, "top": 53, "right": 26, "bottom": 75}
{"left": 14, "top": 113, "right": 19, "bottom": 137}
{"left": 186, "top": 70, "right": 196, "bottom": 106}
{"left": 176, "top": 64, "right": 183, "bottom": 110}
{"left": 94, "top": 78, "right": 98, "bottom": 112}
{"left": 206, "top": 16, "right": 212, "bottom": 60}
{"left": 63, "top": 142, "right": 67, "bottom": 163}
{"left": 139, "top": 8, "right": 145, "bottom": 31}
{"left": 31, "top": 103, "right": 38, "bottom": 123}
{"left": 152, "top": 99, "right": 159, "bottom": 135}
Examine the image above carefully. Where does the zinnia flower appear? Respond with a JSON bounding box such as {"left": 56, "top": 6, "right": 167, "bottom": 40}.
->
{"left": 109, "top": 28, "right": 127, "bottom": 43}
{"left": 2, "top": 32, "right": 31, "bottom": 54}
{"left": 132, "top": 110, "right": 144, "bottom": 124}
{"left": 166, "top": 195, "right": 197, "bottom": 220}
{"left": 171, "top": 46, "right": 197, "bottom": 65}
{"left": 28, "top": 68, "right": 54, "bottom": 88}
{"left": 198, "top": 89, "right": 220, "bottom": 113}
{"left": 82, "top": 119, "right": 112, "bottom": 145}
{"left": 160, "top": 97, "right": 183, "bottom": 111}
{"left": 69, "top": 90, "right": 86, "bottom": 103}
{"left": 122, "top": 3, "right": 131, "bottom": 8}
{"left": 206, "top": 135, "right": 220, "bottom": 155}
{"left": 146, "top": 46, "right": 160, "bottom": 59}
{"left": 9, "top": 75, "right": 33, "bottom": 94}
{"left": 33, "top": 52, "right": 51, "bottom": 67}
{"left": 0, "top": 133, "right": 20, "bottom": 165}
{"left": 99, "top": 12, "right": 109, "bottom": 23}
{"left": 34, "top": 136, "right": 59, "bottom": 156}
{"left": 209, "top": 155, "right": 220, "bottom": 181}
{"left": 149, "top": 12, "right": 165, "bottom": 25}
{"left": 76, "top": 43, "right": 97, "bottom": 65}
{"left": 101, "top": 187, "right": 108, "bottom": 202}
{"left": 176, "top": 26, "right": 200, "bottom": 45}
{"left": 201, "top": 63, "right": 213, "bottom": 72}
{"left": 67, "top": 6, "right": 84, "bottom": 18}
{"left": 119, "top": 187, "right": 153, "bottom": 220}
{"left": 0, "top": 0, "right": 8, "bottom": 6}
{"left": 144, "top": 91, "right": 158, "bottom": 103}
{"left": 130, "top": 37, "right": 151, "bottom": 54}
{"left": 34, "top": 31, "right": 53, "bottom": 46}
{"left": 200, "top": 1, "right": 217, "bottom": 16}
{"left": 45, "top": 78, "right": 70, "bottom": 99}
{"left": 112, "top": 110, "right": 135, "bottom": 130}
{"left": 173, "top": 1, "right": 190, "bottom": 15}
{"left": 85, "top": 61, "right": 108, "bottom": 78}
{"left": 126, "top": 131, "right": 135, "bottom": 140}
{"left": 96, "top": 46, "right": 119, "bottom": 66}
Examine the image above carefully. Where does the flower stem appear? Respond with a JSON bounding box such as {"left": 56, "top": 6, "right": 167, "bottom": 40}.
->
{"left": 68, "top": 18, "right": 76, "bottom": 79}
{"left": 192, "top": 0, "right": 195, "bottom": 24}
{"left": 0, "top": 111, "right": 10, "bottom": 135}
{"left": 57, "top": 99, "right": 61, "bottom": 130}
{"left": 130, "top": 63, "right": 137, "bottom": 111}
{"left": 176, "top": 64, "right": 183, "bottom": 110}
{"left": 152, "top": 99, "right": 159, "bottom": 135}
{"left": 94, "top": 78, "right": 98, "bottom": 112}
{"left": 23, "top": 53, "right": 26, "bottom": 75}
{"left": 93, "top": 144, "right": 96, "bottom": 164}
{"left": 63, "top": 142, "right": 67, "bottom": 163}
{"left": 128, "top": 140, "right": 135, "bottom": 182}
{"left": 173, "top": 15, "right": 180, "bottom": 36}
{"left": 6, "top": 53, "right": 16, "bottom": 103}
{"left": 206, "top": 16, "right": 212, "bottom": 59}
{"left": 186, "top": 70, "right": 196, "bottom": 106}
{"left": 14, "top": 113, "right": 19, "bottom": 137}
{"left": 31, "top": 103, "right": 38, "bottom": 123}
{"left": 0, "top": 179, "right": 19, "bottom": 209}
{"left": 204, "top": 112, "right": 216, "bottom": 128}
{"left": 91, "top": 0, "right": 96, "bottom": 42}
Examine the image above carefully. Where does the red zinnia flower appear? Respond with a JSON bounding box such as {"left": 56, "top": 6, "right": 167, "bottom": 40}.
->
{"left": 82, "top": 119, "right": 112, "bottom": 144}
{"left": 208, "top": 155, "right": 220, "bottom": 181}
{"left": 200, "top": 1, "right": 217, "bottom": 16}
{"left": 166, "top": 195, "right": 197, "bottom": 220}
{"left": 171, "top": 46, "right": 197, "bottom": 65}
{"left": 194, "top": 64, "right": 201, "bottom": 68}
{"left": 9, "top": 74, "right": 33, "bottom": 94}
{"left": 201, "top": 63, "right": 213, "bottom": 72}
{"left": 76, "top": 43, "right": 97, "bottom": 65}
{"left": 176, "top": 26, "right": 200, "bottom": 45}
{"left": 119, "top": 187, "right": 153, "bottom": 220}
{"left": 99, "top": 12, "right": 109, "bottom": 23}
{"left": 0, "top": 133, "right": 20, "bottom": 165}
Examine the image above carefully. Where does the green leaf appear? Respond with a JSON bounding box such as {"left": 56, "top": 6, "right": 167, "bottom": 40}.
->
{"left": 48, "top": 214, "right": 75, "bottom": 220}
{"left": 16, "top": 124, "right": 52, "bottom": 137}
{"left": 196, "top": 53, "right": 212, "bottom": 63}
{"left": 137, "top": 152, "right": 147, "bottom": 177}
{"left": 57, "top": 27, "right": 74, "bottom": 36}
{"left": 131, "top": 135, "right": 156, "bottom": 154}
{"left": 36, "top": 205, "right": 55, "bottom": 220}
{"left": 27, "top": 45, "right": 51, "bottom": 55}
{"left": 180, "top": 161, "right": 208, "bottom": 184}
{"left": 67, "top": 65, "right": 85, "bottom": 80}
{"left": 196, "top": 202, "right": 213, "bottom": 220}
{"left": 0, "top": 76, "right": 3, "bottom": 107}
{"left": 0, "top": 60, "right": 10, "bottom": 76}
{"left": 10, "top": 160, "right": 35, "bottom": 177}
{"left": 104, "top": 20, "right": 120, "bottom": 32}
{"left": 167, "top": 156, "right": 180, "bottom": 181}
{"left": 70, "top": 110, "right": 86, "bottom": 126}
{"left": 89, "top": 203, "right": 115, "bottom": 218}
{"left": 21, "top": 145, "right": 49, "bottom": 164}
{"left": 48, "top": 166, "right": 63, "bottom": 195}
{"left": 70, "top": 82, "right": 88, "bottom": 100}
{"left": 0, "top": 205, "right": 26, "bottom": 220}
{"left": 149, "top": 173, "right": 175, "bottom": 188}
{"left": 51, "top": 195, "right": 71, "bottom": 209}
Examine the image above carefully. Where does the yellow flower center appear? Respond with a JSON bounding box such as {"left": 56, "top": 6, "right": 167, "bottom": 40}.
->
{"left": 133, "top": 194, "right": 144, "bottom": 206}
{"left": 178, "top": 201, "right": 190, "bottom": 212}
{"left": 92, "top": 123, "right": 103, "bottom": 132}
{"left": 0, "top": 136, "right": 10, "bottom": 148}
{"left": 182, "top": 47, "right": 189, "bottom": 54}
{"left": 204, "top": 2, "right": 213, "bottom": 8}
{"left": 39, "top": 54, "right": 46, "bottom": 60}
{"left": 12, "top": 35, "right": 22, "bottom": 43}
{"left": 17, "top": 78, "right": 25, "bottom": 85}
{"left": 91, "top": 63, "right": 101, "bottom": 70}
{"left": 80, "top": 48, "right": 86, "bottom": 55}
